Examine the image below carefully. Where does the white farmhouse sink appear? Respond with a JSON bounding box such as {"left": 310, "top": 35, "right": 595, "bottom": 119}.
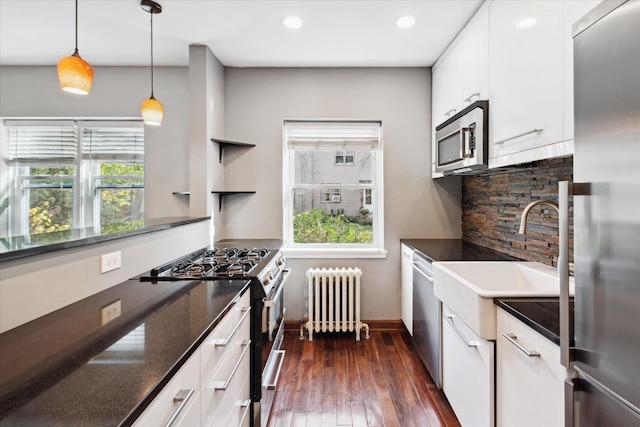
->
{"left": 433, "top": 261, "right": 574, "bottom": 340}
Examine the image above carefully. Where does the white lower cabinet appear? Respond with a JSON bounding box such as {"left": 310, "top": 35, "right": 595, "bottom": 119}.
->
{"left": 201, "top": 291, "right": 252, "bottom": 427}
{"left": 442, "top": 304, "right": 494, "bottom": 427}
{"left": 133, "top": 349, "right": 201, "bottom": 427}
{"left": 496, "top": 307, "right": 565, "bottom": 427}
{"left": 134, "top": 290, "right": 252, "bottom": 427}
{"left": 400, "top": 244, "right": 414, "bottom": 335}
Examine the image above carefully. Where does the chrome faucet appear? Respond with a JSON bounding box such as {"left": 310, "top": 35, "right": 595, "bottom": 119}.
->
{"left": 518, "top": 200, "right": 560, "bottom": 234}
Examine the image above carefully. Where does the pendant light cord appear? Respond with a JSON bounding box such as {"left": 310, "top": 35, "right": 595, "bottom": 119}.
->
{"left": 150, "top": 10, "right": 154, "bottom": 97}
{"left": 74, "top": 0, "right": 79, "bottom": 54}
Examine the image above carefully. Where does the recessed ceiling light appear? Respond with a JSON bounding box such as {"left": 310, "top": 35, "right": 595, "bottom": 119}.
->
{"left": 516, "top": 17, "right": 537, "bottom": 29}
{"left": 282, "top": 16, "right": 303, "bottom": 30}
{"left": 395, "top": 15, "right": 417, "bottom": 29}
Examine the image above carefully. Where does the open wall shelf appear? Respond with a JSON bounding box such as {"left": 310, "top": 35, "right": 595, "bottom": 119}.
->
{"left": 211, "top": 191, "right": 255, "bottom": 212}
{"left": 211, "top": 138, "right": 256, "bottom": 163}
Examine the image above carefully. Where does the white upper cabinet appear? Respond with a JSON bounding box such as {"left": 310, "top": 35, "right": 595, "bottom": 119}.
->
{"left": 488, "top": 0, "right": 565, "bottom": 167}
{"left": 432, "top": 0, "right": 601, "bottom": 170}
{"left": 462, "top": 3, "right": 490, "bottom": 108}
{"left": 431, "top": 2, "right": 489, "bottom": 177}
{"left": 432, "top": 37, "right": 465, "bottom": 129}
{"left": 432, "top": 2, "right": 489, "bottom": 129}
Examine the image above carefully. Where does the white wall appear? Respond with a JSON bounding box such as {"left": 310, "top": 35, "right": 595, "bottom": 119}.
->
{"left": 0, "top": 65, "right": 191, "bottom": 220}
{"left": 223, "top": 67, "right": 461, "bottom": 321}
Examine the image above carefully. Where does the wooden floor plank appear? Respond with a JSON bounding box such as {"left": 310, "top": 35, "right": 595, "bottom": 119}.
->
{"left": 266, "top": 330, "right": 460, "bottom": 427}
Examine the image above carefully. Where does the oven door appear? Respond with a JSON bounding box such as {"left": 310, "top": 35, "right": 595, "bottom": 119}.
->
{"left": 260, "top": 268, "right": 290, "bottom": 427}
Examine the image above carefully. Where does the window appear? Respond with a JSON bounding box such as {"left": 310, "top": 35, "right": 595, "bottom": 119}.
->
{"left": 321, "top": 188, "right": 341, "bottom": 203}
{"left": 283, "top": 120, "right": 385, "bottom": 257}
{"left": 2, "top": 120, "right": 144, "bottom": 239}
{"left": 335, "top": 150, "right": 354, "bottom": 165}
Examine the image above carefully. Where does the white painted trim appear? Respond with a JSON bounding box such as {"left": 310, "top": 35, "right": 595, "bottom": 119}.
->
{"left": 282, "top": 247, "right": 387, "bottom": 259}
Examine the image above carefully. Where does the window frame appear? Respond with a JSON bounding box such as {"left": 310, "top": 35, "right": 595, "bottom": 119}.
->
{"left": 282, "top": 119, "right": 386, "bottom": 258}
{"left": 2, "top": 119, "right": 144, "bottom": 239}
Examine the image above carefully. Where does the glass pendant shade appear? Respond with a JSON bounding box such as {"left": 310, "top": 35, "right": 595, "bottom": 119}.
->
{"left": 58, "top": 50, "right": 94, "bottom": 95}
{"left": 141, "top": 96, "right": 164, "bottom": 126}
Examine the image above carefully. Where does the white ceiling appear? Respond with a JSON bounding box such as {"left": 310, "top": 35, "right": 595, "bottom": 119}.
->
{"left": 0, "top": 0, "right": 483, "bottom": 68}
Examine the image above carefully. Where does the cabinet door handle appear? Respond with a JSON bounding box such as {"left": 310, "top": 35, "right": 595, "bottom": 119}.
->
{"left": 493, "top": 128, "right": 543, "bottom": 145}
{"left": 444, "top": 315, "right": 478, "bottom": 348}
{"left": 464, "top": 92, "right": 481, "bottom": 103}
{"left": 226, "top": 399, "right": 252, "bottom": 427}
{"left": 213, "top": 306, "right": 251, "bottom": 347}
{"left": 445, "top": 108, "right": 457, "bottom": 117}
{"left": 503, "top": 333, "right": 540, "bottom": 357}
{"left": 165, "top": 388, "right": 195, "bottom": 427}
{"left": 211, "top": 340, "right": 251, "bottom": 390}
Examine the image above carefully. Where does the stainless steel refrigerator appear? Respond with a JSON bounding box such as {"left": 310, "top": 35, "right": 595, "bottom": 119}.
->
{"left": 567, "top": 0, "right": 640, "bottom": 425}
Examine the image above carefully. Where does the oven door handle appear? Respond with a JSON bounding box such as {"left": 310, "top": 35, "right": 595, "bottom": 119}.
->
{"left": 264, "top": 350, "right": 286, "bottom": 390}
{"left": 264, "top": 268, "right": 291, "bottom": 308}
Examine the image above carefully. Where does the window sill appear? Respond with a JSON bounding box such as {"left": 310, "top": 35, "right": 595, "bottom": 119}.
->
{"left": 282, "top": 247, "right": 387, "bottom": 259}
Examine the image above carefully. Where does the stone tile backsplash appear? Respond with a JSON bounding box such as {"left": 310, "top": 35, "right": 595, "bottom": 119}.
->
{"left": 461, "top": 157, "right": 573, "bottom": 266}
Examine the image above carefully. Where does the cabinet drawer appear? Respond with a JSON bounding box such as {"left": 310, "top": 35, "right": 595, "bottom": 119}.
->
{"left": 222, "top": 378, "right": 252, "bottom": 427}
{"left": 133, "top": 349, "right": 200, "bottom": 427}
{"left": 200, "top": 291, "right": 251, "bottom": 384}
{"left": 201, "top": 337, "right": 251, "bottom": 426}
{"left": 442, "top": 304, "right": 494, "bottom": 427}
{"left": 496, "top": 307, "right": 565, "bottom": 427}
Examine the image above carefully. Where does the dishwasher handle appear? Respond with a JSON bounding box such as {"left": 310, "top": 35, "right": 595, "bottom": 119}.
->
{"left": 412, "top": 262, "right": 434, "bottom": 282}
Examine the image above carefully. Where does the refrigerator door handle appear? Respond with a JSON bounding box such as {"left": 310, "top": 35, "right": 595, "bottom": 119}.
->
{"left": 560, "top": 181, "right": 591, "bottom": 368}
{"left": 559, "top": 181, "right": 572, "bottom": 368}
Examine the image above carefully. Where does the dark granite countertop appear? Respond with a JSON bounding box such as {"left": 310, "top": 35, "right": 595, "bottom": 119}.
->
{"left": 0, "top": 217, "right": 210, "bottom": 263}
{"left": 0, "top": 275, "right": 251, "bottom": 426}
{"left": 495, "top": 298, "right": 574, "bottom": 346}
{"left": 400, "top": 240, "right": 570, "bottom": 346}
{"left": 216, "top": 238, "right": 284, "bottom": 250}
{"left": 400, "top": 239, "right": 521, "bottom": 263}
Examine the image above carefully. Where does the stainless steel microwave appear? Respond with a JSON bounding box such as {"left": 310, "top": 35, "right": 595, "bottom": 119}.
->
{"left": 435, "top": 100, "right": 489, "bottom": 175}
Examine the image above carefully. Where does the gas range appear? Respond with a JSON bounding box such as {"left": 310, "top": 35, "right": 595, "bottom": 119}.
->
{"left": 138, "top": 246, "right": 287, "bottom": 298}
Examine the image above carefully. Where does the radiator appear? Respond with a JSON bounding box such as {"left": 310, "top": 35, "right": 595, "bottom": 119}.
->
{"left": 305, "top": 267, "right": 370, "bottom": 341}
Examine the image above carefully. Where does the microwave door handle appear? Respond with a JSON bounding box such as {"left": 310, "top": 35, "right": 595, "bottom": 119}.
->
{"left": 461, "top": 127, "right": 472, "bottom": 158}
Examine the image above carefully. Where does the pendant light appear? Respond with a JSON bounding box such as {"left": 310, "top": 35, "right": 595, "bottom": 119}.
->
{"left": 58, "top": 0, "right": 94, "bottom": 95}
{"left": 140, "top": 0, "right": 163, "bottom": 126}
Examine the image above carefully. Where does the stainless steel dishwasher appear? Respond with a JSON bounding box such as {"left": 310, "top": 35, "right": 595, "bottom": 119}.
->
{"left": 412, "top": 252, "right": 442, "bottom": 388}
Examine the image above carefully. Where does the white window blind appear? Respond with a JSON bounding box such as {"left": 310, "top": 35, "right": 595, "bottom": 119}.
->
{"left": 82, "top": 127, "right": 144, "bottom": 161}
{"left": 285, "top": 120, "right": 381, "bottom": 149}
{"left": 6, "top": 120, "right": 144, "bottom": 163}
{"left": 7, "top": 121, "right": 77, "bottom": 162}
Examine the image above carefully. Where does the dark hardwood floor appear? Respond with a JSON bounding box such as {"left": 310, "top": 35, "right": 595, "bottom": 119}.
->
{"left": 266, "top": 330, "right": 460, "bottom": 427}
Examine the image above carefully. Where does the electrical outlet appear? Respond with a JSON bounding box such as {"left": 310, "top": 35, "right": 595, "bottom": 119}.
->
{"left": 100, "top": 251, "right": 122, "bottom": 273}
{"left": 101, "top": 300, "right": 122, "bottom": 325}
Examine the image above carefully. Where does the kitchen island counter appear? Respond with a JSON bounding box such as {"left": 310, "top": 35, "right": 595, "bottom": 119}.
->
{"left": 0, "top": 274, "right": 251, "bottom": 426}
{"left": 0, "top": 217, "right": 210, "bottom": 263}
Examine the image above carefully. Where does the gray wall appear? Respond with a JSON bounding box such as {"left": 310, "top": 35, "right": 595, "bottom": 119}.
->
{"left": 189, "top": 45, "right": 225, "bottom": 234}
{"left": 223, "top": 67, "right": 461, "bottom": 321}
{"left": 0, "top": 65, "right": 191, "bottom": 220}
